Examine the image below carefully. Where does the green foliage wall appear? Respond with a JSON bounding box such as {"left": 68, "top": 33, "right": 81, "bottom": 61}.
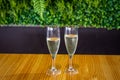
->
{"left": 0, "top": 0, "right": 120, "bottom": 29}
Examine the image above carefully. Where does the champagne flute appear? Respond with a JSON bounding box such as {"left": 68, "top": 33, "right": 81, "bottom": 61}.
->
{"left": 64, "top": 26, "right": 78, "bottom": 74}
{"left": 46, "top": 26, "right": 61, "bottom": 75}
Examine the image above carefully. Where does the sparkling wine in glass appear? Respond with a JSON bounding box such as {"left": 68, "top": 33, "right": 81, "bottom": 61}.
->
{"left": 64, "top": 26, "right": 78, "bottom": 74}
{"left": 46, "top": 26, "right": 61, "bottom": 75}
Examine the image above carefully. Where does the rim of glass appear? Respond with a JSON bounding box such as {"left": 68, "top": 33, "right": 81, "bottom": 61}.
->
{"left": 65, "top": 25, "right": 79, "bottom": 28}
{"left": 45, "top": 25, "right": 60, "bottom": 28}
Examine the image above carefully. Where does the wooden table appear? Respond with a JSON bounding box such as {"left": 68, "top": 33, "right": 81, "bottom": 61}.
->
{"left": 0, "top": 54, "right": 120, "bottom": 80}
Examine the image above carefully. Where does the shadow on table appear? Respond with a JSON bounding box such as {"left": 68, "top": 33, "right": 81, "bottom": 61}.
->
{"left": 65, "top": 63, "right": 99, "bottom": 80}
{"left": 66, "top": 73, "right": 98, "bottom": 80}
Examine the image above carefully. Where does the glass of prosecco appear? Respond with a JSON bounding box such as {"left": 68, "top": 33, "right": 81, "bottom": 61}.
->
{"left": 64, "top": 26, "right": 78, "bottom": 74}
{"left": 46, "top": 26, "right": 61, "bottom": 75}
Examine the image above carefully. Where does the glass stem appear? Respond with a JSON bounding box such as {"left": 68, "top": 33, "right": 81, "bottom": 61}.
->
{"left": 52, "top": 58, "right": 55, "bottom": 70}
{"left": 69, "top": 55, "right": 73, "bottom": 69}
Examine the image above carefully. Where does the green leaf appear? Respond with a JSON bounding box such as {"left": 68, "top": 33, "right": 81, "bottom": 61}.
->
{"left": 32, "top": 0, "right": 45, "bottom": 20}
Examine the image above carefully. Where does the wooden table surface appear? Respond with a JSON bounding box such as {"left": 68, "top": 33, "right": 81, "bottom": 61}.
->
{"left": 0, "top": 54, "right": 120, "bottom": 80}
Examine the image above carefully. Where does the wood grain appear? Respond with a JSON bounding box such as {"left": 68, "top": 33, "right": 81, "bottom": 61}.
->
{"left": 0, "top": 54, "right": 120, "bottom": 80}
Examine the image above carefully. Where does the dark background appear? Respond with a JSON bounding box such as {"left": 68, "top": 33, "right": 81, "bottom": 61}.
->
{"left": 0, "top": 26, "right": 120, "bottom": 54}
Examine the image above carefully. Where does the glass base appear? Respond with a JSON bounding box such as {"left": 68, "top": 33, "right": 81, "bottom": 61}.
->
{"left": 46, "top": 68, "right": 61, "bottom": 76}
{"left": 66, "top": 67, "right": 78, "bottom": 74}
